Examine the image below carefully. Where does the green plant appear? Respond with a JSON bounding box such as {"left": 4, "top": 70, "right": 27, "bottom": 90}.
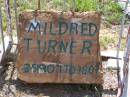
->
{"left": 99, "top": 0, "right": 123, "bottom": 24}
{"left": 18, "top": 0, "right": 39, "bottom": 11}
{"left": 107, "top": 12, "right": 123, "bottom": 24}
{"left": 76, "top": 0, "right": 99, "bottom": 11}
{"left": 100, "top": 33, "right": 117, "bottom": 49}
{"left": 1, "top": 7, "right": 7, "bottom": 31}
{"left": 52, "top": 0, "right": 63, "bottom": 8}
{"left": 108, "top": 1, "right": 122, "bottom": 13}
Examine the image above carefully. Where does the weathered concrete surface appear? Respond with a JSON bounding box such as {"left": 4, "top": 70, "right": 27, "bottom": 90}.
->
{"left": 101, "top": 50, "right": 124, "bottom": 85}
{"left": 17, "top": 11, "right": 102, "bottom": 84}
{"left": 0, "top": 35, "right": 17, "bottom": 63}
{"left": 0, "top": 36, "right": 10, "bottom": 62}
{"left": 101, "top": 50, "right": 124, "bottom": 59}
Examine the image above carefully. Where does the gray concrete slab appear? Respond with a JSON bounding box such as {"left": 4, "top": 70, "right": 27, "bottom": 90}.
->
{"left": 101, "top": 50, "right": 124, "bottom": 59}
{"left": 0, "top": 35, "right": 17, "bottom": 62}
{"left": 0, "top": 36, "right": 10, "bottom": 62}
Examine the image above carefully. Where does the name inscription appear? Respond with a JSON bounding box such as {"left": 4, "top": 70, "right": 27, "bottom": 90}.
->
{"left": 23, "top": 19, "right": 98, "bottom": 55}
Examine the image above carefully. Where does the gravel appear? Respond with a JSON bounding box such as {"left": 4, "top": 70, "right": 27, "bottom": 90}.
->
{"left": 0, "top": 62, "right": 118, "bottom": 97}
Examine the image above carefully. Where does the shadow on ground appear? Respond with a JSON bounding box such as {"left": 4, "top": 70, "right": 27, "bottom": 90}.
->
{"left": 0, "top": 64, "right": 117, "bottom": 97}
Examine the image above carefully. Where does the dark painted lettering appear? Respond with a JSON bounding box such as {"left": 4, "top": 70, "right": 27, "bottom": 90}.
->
{"left": 37, "top": 40, "right": 46, "bottom": 53}
{"left": 48, "top": 40, "right": 57, "bottom": 53}
{"left": 81, "top": 40, "right": 92, "bottom": 55}
{"left": 70, "top": 41, "right": 76, "bottom": 54}
{"left": 95, "top": 64, "right": 99, "bottom": 73}
{"left": 69, "top": 65, "right": 76, "bottom": 74}
{"left": 24, "top": 37, "right": 32, "bottom": 52}
{"left": 43, "top": 22, "right": 47, "bottom": 35}
{"left": 59, "top": 21, "right": 68, "bottom": 35}
{"left": 39, "top": 64, "right": 47, "bottom": 73}
{"left": 64, "top": 64, "right": 71, "bottom": 73}
{"left": 69, "top": 23, "right": 78, "bottom": 35}
{"left": 32, "top": 64, "right": 39, "bottom": 73}
{"left": 81, "top": 23, "right": 89, "bottom": 36}
{"left": 22, "top": 63, "right": 100, "bottom": 75}
{"left": 80, "top": 66, "right": 89, "bottom": 75}
{"left": 56, "top": 64, "right": 62, "bottom": 73}
{"left": 59, "top": 41, "right": 68, "bottom": 53}
{"left": 22, "top": 63, "right": 31, "bottom": 73}
{"left": 28, "top": 22, "right": 40, "bottom": 33}
{"left": 88, "top": 66, "right": 94, "bottom": 73}
{"left": 47, "top": 64, "right": 55, "bottom": 73}
{"left": 89, "top": 23, "right": 97, "bottom": 36}
{"left": 50, "top": 22, "right": 56, "bottom": 35}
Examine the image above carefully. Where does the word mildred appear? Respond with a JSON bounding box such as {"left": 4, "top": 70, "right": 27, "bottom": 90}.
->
{"left": 24, "top": 19, "right": 98, "bottom": 55}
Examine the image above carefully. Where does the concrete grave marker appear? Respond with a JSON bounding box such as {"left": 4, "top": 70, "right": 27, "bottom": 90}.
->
{"left": 17, "top": 11, "right": 102, "bottom": 83}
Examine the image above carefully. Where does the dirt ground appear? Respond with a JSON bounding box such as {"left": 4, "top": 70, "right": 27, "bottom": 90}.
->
{"left": 0, "top": 62, "right": 118, "bottom": 97}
